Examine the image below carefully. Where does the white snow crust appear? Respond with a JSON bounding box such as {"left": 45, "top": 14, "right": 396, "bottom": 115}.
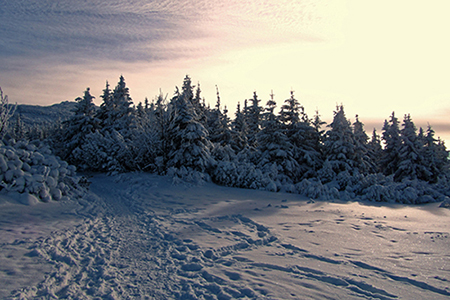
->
{"left": 1, "top": 172, "right": 449, "bottom": 299}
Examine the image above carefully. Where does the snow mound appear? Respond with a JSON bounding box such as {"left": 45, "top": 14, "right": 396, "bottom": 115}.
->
{"left": 0, "top": 140, "right": 87, "bottom": 204}
{"left": 439, "top": 197, "right": 450, "bottom": 208}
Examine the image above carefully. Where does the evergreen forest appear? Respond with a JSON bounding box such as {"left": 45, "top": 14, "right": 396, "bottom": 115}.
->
{"left": 5, "top": 75, "right": 450, "bottom": 204}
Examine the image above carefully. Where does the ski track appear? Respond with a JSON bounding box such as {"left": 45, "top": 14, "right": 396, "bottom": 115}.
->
{"left": 3, "top": 173, "right": 449, "bottom": 299}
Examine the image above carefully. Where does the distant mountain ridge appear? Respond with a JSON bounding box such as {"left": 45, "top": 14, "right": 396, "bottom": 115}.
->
{"left": 12, "top": 101, "right": 78, "bottom": 126}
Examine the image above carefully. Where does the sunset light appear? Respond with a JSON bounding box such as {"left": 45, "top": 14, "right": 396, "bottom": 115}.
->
{"left": 1, "top": 0, "right": 449, "bottom": 140}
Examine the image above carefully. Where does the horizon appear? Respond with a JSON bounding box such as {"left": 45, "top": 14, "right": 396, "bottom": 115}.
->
{"left": 1, "top": 0, "right": 450, "bottom": 142}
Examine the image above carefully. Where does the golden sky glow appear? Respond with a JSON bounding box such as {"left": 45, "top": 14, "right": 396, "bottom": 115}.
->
{"left": 1, "top": 0, "right": 450, "bottom": 141}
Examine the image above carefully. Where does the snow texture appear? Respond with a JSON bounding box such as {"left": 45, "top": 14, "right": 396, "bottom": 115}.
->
{"left": 0, "top": 140, "right": 86, "bottom": 203}
{"left": 1, "top": 172, "right": 449, "bottom": 299}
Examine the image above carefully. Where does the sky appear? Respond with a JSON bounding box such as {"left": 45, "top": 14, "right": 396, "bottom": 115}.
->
{"left": 1, "top": 0, "right": 450, "bottom": 141}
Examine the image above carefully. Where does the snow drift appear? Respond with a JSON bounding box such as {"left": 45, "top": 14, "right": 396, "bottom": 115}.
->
{"left": 1, "top": 172, "right": 449, "bottom": 299}
{"left": 0, "top": 140, "right": 86, "bottom": 205}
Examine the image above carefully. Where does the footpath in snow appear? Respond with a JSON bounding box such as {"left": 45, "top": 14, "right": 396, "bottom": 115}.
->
{"left": 1, "top": 172, "right": 449, "bottom": 299}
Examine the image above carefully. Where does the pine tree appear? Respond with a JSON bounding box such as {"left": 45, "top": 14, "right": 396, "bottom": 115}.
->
{"left": 12, "top": 114, "right": 26, "bottom": 140}
{"left": 423, "top": 125, "right": 449, "bottom": 182}
{"left": 257, "top": 91, "right": 298, "bottom": 183}
{"left": 352, "top": 115, "right": 374, "bottom": 174}
{"left": 144, "top": 97, "right": 150, "bottom": 111}
{"left": 281, "top": 92, "right": 322, "bottom": 179}
{"left": 220, "top": 106, "right": 233, "bottom": 146}
{"left": 110, "top": 75, "right": 135, "bottom": 133}
{"left": 381, "top": 112, "right": 402, "bottom": 176}
{"left": 230, "top": 102, "right": 248, "bottom": 152}
{"left": 394, "top": 114, "right": 430, "bottom": 182}
{"left": 245, "top": 91, "right": 262, "bottom": 148}
{"left": 135, "top": 101, "right": 146, "bottom": 119}
{"left": 0, "top": 87, "right": 16, "bottom": 139}
{"left": 207, "top": 86, "right": 232, "bottom": 145}
{"left": 367, "top": 128, "right": 383, "bottom": 172}
{"left": 312, "top": 109, "right": 326, "bottom": 139}
{"left": 60, "top": 87, "right": 99, "bottom": 166}
{"left": 319, "top": 105, "right": 358, "bottom": 182}
{"left": 95, "top": 76, "right": 135, "bottom": 170}
{"left": 279, "top": 90, "right": 302, "bottom": 131}
{"left": 96, "top": 81, "right": 113, "bottom": 129}
{"left": 96, "top": 76, "right": 135, "bottom": 134}
{"left": 311, "top": 109, "right": 326, "bottom": 154}
{"left": 192, "top": 82, "right": 207, "bottom": 126}
{"left": 166, "top": 76, "right": 214, "bottom": 174}
{"left": 152, "top": 91, "right": 171, "bottom": 172}
{"left": 128, "top": 100, "right": 159, "bottom": 172}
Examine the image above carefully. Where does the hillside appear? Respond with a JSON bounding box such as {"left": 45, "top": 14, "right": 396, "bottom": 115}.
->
{"left": 12, "top": 101, "right": 77, "bottom": 127}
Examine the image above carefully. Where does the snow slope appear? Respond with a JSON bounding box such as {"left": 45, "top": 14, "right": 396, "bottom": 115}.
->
{"left": 1, "top": 172, "right": 449, "bottom": 299}
{"left": 13, "top": 101, "right": 77, "bottom": 128}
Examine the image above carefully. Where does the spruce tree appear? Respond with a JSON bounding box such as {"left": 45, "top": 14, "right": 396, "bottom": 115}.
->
{"left": 61, "top": 87, "right": 98, "bottom": 166}
{"left": 367, "top": 128, "right": 383, "bottom": 173}
{"left": 110, "top": 75, "right": 135, "bottom": 133}
{"left": 279, "top": 90, "right": 302, "bottom": 131}
{"left": 153, "top": 91, "right": 171, "bottom": 172}
{"left": 166, "top": 76, "right": 214, "bottom": 174}
{"left": 96, "top": 81, "right": 113, "bottom": 129}
{"left": 381, "top": 112, "right": 402, "bottom": 176}
{"left": 207, "top": 86, "right": 232, "bottom": 146}
{"left": 245, "top": 92, "right": 262, "bottom": 148}
{"left": 257, "top": 91, "right": 298, "bottom": 182}
{"left": 394, "top": 114, "right": 430, "bottom": 182}
{"left": 0, "top": 88, "right": 16, "bottom": 139}
{"left": 93, "top": 77, "right": 135, "bottom": 172}
{"left": 128, "top": 100, "right": 159, "bottom": 171}
{"left": 12, "top": 114, "right": 26, "bottom": 140}
{"left": 352, "top": 115, "right": 374, "bottom": 174}
{"left": 230, "top": 102, "right": 248, "bottom": 152}
{"left": 281, "top": 92, "right": 323, "bottom": 179}
{"left": 319, "top": 105, "right": 359, "bottom": 182}
{"left": 423, "top": 125, "right": 449, "bottom": 182}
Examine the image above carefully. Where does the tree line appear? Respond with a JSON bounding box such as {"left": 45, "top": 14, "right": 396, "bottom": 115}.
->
{"left": 6, "top": 75, "right": 450, "bottom": 202}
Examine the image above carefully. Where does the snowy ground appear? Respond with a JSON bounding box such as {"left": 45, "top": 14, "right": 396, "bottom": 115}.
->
{"left": 1, "top": 172, "right": 449, "bottom": 299}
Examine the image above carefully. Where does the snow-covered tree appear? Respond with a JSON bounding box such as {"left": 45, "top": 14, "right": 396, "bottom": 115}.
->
{"left": 319, "top": 105, "right": 358, "bottom": 183}
{"left": 367, "top": 128, "right": 383, "bottom": 173}
{"left": 59, "top": 88, "right": 99, "bottom": 166}
{"left": 245, "top": 92, "right": 263, "bottom": 148}
{"left": 257, "top": 92, "right": 298, "bottom": 184}
{"left": 75, "top": 129, "right": 127, "bottom": 173}
{"left": 110, "top": 75, "right": 135, "bottom": 133}
{"left": 192, "top": 83, "right": 208, "bottom": 126}
{"left": 381, "top": 112, "right": 402, "bottom": 176}
{"left": 352, "top": 115, "right": 374, "bottom": 174}
{"left": 281, "top": 92, "right": 323, "bottom": 179}
{"left": 207, "top": 86, "right": 232, "bottom": 146}
{"left": 96, "top": 81, "right": 113, "bottom": 129}
{"left": 166, "top": 76, "right": 215, "bottom": 175}
{"left": 420, "top": 125, "right": 449, "bottom": 182}
{"left": 0, "top": 87, "right": 16, "bottom": 139}
{"left": 149, "top": 91, "right": 172, "bottom": 172}
{"left": 135, "top": 101, "right": 146, "bottom": 119}
{"left": 230, "top": 102, "right": 249, "bottom": 152}
{"left": 312, "top": 109, "right": 326, "bottom": 140}
{"left": 394, "top": 114, "right": 430, "bottom": 182}
{"left": 127, "top": 108, "right": 160, "bottom": 172}
{"left": 279, "top": 90, "right": 302, "bottom": 131}
{"left": 96, "top": 76, "right": 135, "bottom": 135}
{"left": 11, "top": 114, "right": 26, "bottom": 141}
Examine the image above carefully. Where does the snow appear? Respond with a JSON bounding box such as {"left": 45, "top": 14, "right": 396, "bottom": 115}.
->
{"left": 1, "top": 172, "right": 449, "bottom": 299}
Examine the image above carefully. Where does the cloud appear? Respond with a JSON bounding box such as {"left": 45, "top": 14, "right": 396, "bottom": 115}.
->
{"left": 0, "top": 0, "right": 326, "bottom": 64}
{"left": 0, "top": 1, "right": 199, "bottom": 62}
{"left": 0, "top": 0, "right": 338, "bottom": 108}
